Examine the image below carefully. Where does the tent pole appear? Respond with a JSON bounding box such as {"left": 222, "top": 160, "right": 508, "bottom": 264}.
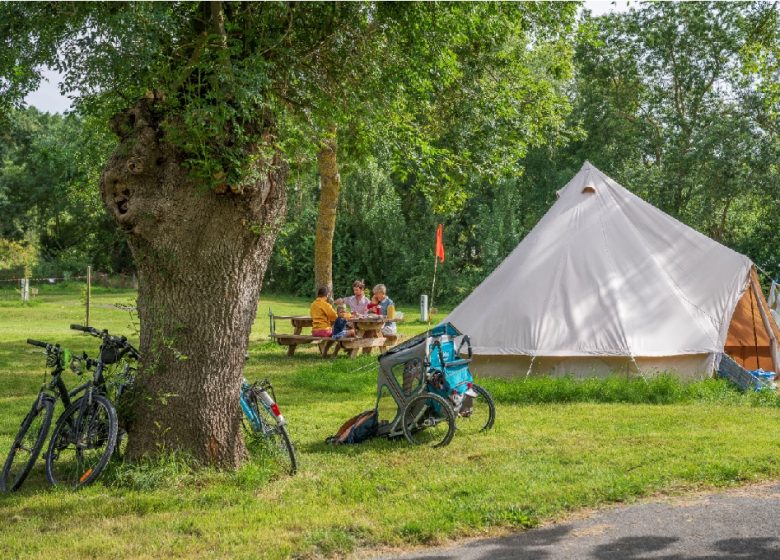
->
{"left": 749, "top": 285, "right": 760, "bottom": 370}
{"left": 751, "top": 270, "right": 780, "bottom": 374}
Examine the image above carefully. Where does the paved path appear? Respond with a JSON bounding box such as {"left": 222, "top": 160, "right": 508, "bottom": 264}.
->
{"left": 377, "top": 481, "right": 780, "bottom": 559}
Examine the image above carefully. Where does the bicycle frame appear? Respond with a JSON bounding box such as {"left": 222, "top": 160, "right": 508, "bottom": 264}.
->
{"left": 240, "top": 379, "right": 287, "bottom": 433}
{"left": 54, "top": 325, "right": 138, "bottom": 461}
{"left": 30, "top": 344, "right": 78, "bottom": 411}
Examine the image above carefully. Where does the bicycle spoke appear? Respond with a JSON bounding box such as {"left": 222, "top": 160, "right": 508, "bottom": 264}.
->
{"left": 402, "top": 393, "right": 456, "bottom": 448}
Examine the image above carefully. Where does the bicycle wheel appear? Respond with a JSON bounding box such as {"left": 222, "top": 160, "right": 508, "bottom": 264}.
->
{"left": 45, "top": 394, "right": 118, "bottom": 488}
{"left": 245, "top": 392, "right": 297, "bottom": 475}
{"left": 1, "top": 397, "right": 54, "bottom": 492}
{"left": 457, "top": 384, "right": 496, "bottom": 434}
{"left": 401, "top": 392, "right": 456, "bottom": 448}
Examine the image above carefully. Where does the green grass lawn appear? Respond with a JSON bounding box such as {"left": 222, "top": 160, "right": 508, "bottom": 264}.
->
{"left": 1, "top": 285, "right": 780, "bottom": 559}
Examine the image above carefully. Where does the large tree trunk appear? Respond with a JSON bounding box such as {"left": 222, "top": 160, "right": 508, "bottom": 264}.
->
{"left": 313, "top": 127, "right": 341, "bottom": 295}
{"left": 100, "top": 101, "right": 287, "bottom": 468}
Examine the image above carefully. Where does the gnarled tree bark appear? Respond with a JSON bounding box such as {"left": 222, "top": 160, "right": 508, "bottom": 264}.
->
{"left": 100, "top": 100, "right": 286, "bottom": 468}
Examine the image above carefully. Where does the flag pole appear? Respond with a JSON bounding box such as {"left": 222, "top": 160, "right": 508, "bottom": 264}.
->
{"left": 430, "top": 223, "right": 444, "bottom": 331}
{"left": 428, "top": 255, "right": 438, "bottom": 331}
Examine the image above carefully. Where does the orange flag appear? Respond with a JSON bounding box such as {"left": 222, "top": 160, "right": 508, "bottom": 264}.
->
{"left": 435, "top": 224, "right": 445, "bottom": 263}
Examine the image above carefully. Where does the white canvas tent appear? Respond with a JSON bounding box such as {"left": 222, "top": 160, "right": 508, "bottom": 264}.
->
{"left": 446, "top": 162, "right": 780, "bottom": 379}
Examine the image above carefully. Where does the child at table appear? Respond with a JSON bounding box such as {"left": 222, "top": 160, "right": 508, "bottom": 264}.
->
{"left": 332, "top": 305, "right": 356, "bottom": 340}
{"left": 366, "top": 293, "right": 381, "bottom": 315}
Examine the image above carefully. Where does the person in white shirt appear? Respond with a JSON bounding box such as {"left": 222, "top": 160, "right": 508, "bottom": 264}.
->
{"left": 344, "top": 279, "right": 370, "bottom": 316}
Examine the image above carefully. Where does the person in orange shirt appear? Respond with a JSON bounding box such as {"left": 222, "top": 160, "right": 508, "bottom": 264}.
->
{"left": 311, "top": 286, "right": 337, "bottom": 337}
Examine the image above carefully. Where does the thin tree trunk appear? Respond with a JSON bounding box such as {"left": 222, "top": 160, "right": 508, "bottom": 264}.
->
{"left": 710, "top": 198, "right": 732, "bottom": 242}
{"left": 314, "top": 126, "right": 341, "bottom": 296}
{"left": 100, "top": 101, "right": 287, "bottom": 468}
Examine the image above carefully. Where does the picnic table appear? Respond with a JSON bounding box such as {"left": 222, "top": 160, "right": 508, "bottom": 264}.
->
{"left": 269, "top": 313, "right": 400, "bottom": 358}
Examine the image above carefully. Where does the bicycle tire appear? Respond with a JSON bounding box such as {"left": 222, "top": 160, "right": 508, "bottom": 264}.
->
{"left": 457, "top": 384, "right": 496, "bottom": 434}
{"left": 245, "top": 392, "right": 298, "bottom": 475}
{"left": 1, "top": 397, "right": 54, "bottom": 492}
{"left": 401, "top": 392, "right": 456, "bottom": 448}
{"left": 276, "top": 425, "right": 298, "bottom": 475}
{"left": 45, "top": 394, "right": 118, "bottom": 488}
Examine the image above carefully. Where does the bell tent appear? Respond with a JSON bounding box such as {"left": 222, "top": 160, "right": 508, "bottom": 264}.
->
{"left": 445, "top": 162, "right": 780, "bottom": 379}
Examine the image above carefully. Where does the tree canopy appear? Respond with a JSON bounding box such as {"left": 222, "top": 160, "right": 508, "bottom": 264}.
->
{"left": 3, "top": 2, "right": 779, "bottom": 296}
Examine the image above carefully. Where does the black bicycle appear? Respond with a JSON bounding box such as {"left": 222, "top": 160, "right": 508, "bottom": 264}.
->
{"left": 43, "top": 324, "right": 139, "bottom": 488}
{"left": 1, "top": 340, "right": 75, "bottom": 491}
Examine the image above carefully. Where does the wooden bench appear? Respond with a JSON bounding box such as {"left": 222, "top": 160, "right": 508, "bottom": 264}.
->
{"left": 269, "top": 333, "right": 389, "bottom": 358}
{"left": 269, "top": 333, "right": 352, "bottom": 357}
{"left": 380, "top": 334, "right": 402, "bottom": 352}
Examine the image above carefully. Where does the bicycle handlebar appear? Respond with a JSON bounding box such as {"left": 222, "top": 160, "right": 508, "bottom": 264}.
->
{"left": 27, "top": 339, "right": 48, "bottom": 348}
{"left": 71, "top": 324, "right": 140, "bottom": 361}
{"left": 119, "top": 345, "right": 141, "bottom": 361}
{"left": 458, "top": 335, "right": 473, "bottom": 360}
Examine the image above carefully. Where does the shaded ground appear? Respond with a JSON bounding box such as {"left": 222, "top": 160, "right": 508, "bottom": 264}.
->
{"left": 378, "top": 480, "right": 780, "bottom": 559}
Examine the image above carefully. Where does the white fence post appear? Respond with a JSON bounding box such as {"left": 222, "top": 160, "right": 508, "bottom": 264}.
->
{"left": 420, "top": 294, "right": 429, "bottom": 322}
{"left": 20, "top": 278, "right": 29, "bottom": 303}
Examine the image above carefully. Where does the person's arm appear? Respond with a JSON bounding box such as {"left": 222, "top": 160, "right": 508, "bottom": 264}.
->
{"left": 325, "top": 303, "right": 338, "bottom": 323}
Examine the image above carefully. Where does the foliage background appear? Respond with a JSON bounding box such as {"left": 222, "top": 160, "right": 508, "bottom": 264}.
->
{"left": 2, "top": 3, "right": 780, "bottom": 303}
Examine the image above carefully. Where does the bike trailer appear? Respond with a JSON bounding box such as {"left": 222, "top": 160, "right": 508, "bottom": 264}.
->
{"left": 428, "top": 332, "right": 478, "bottom": 400}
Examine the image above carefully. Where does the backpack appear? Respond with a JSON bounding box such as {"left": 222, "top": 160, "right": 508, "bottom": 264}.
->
{"left": 326, "top": 409, "right": 378, "bottom": 445}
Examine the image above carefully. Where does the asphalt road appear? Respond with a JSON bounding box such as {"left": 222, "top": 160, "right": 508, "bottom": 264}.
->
{"left": 376, "top": 480, "right": 780, "bottom": 560}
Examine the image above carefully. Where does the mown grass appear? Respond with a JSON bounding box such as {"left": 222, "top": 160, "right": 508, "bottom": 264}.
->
{"left": 1, "top": 285, "right": 780, "bottom": 559}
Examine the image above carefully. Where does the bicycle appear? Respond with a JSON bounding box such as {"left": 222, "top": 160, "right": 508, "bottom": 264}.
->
{"left": 1, "top": 340, "right": 75, "bottom": 491}
{"left": 43, "top": 324, "right": 139, "bottom": 489}
{"left": 240, "top": 378, "right": 297, "bottom": 475}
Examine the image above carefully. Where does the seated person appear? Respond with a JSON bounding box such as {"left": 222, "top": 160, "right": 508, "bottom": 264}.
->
{"left": 344, "top": 279, "right": 370, "bottom": 316}
{"left": 310, "top": 286, "right": 337, "bottom": 337}
{"left": 332, "top": 305, "right": 356, "bottom": 340}
{"left": 372, "top": 283, "right": 397, "bottom": 336}
{"left": 366, "top": 293, "right": 381, "bottom": 315}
